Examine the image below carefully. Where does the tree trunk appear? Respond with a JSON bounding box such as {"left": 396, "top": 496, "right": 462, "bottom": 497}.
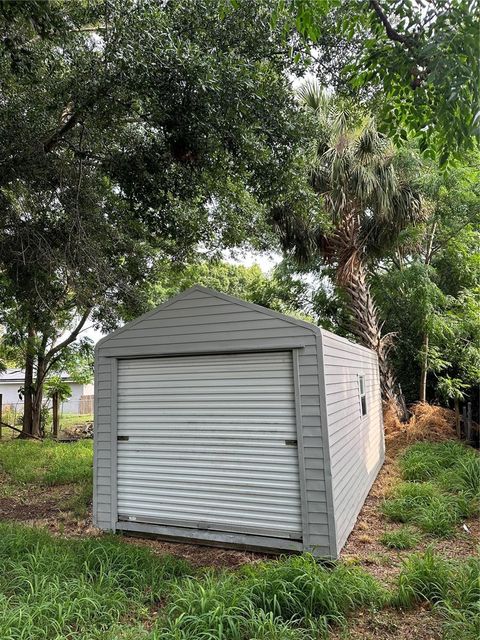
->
{"left": 21, "top": 327, "right": 35, "bottom": 437}
{"left": 31, "top": 357, "right": 46, "bottom": 439}
{"left": 341, "top": 259, "right": 398, "bottom": 402}
{"left": 333, "top": 213, "right": 400, "bottom": 407}
{"left": 52, "top": 392, "right": 59, "bottom": 439}
{"left": 419, "top": 333, "right": 428, "bottom": 402}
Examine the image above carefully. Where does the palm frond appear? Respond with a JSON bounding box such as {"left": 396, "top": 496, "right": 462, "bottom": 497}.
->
{"left": 297, "top": 79, "right": 330, "bottom": 113}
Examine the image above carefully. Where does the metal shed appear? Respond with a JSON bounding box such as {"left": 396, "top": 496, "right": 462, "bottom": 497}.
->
{"left": 93, "top": 286, "right": 384, "bottom": 557}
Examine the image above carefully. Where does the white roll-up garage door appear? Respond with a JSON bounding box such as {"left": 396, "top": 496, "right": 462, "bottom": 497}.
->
{"left": 116, "top": 351, "right": 302, "bottom": 539}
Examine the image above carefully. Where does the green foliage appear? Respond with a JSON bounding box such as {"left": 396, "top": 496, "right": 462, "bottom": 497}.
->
{"left": 0, "top": 440, "right": 93, "bottom": 486}
{"left": 399, "top": 441, "right": 477, "bottom": 482}
{"left": 0, "top": 0, "right": 316, "bottom": 435}
{"left": 382, "top": 442, "right": 479, "bottom": 537}
{"left": 278, "top": 0, "right": 480, "bottom": 162}
{"left": 392, "top": 548, "right": 454, "bottom": 608}
{"left": 392, "top": 549, "right": 480, "bottom": 639}
{"left": 151, "top": 260, "right": 314, "bottom": 321}
{"left": 371, "top": 155, "right": 480, "bottom": 403}
{"left": 44, "top": 376, "right": 72, "bottom": 402}
{"left": 379, "top": 527, "right": 422, "bottom": 550}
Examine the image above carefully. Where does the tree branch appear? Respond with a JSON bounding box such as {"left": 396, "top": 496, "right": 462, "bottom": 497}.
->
{"left": 369, "top": 0, "right": 409, "bottom": 45}
{"left": 44, "top": 308, "right": 92, "bottom": 365}
{"left": 43, "top": 111, "right": 80, "bottom": 153}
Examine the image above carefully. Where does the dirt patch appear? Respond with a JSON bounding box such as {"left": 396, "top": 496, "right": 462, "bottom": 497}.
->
{"left": 121, "top": 534, "right": 268, "bottom": 569}
{"left": 329, "top": 606, "right": 443, "bottom": 640}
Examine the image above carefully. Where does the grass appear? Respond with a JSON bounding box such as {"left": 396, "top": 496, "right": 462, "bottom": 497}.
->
{"left": 392, "top": 549, "right": 480, "bottom": 639}
{"left": 382, "top": 441, "right": 479, "bottom": 537}
{"left": 379, "top": 527, "right": 422, "bottom": 550}
{"left": 157, "top": 554, "right": 387, "bottom": 639}
{"left": 0, "top": 439, "right": 94, "bottom": 517}
{"left": 0, "top": 439, "right": 93, "bottom": 485}
{"left": 0, "top": 522, "right": 191, "bottom": 640}
{"left": 0, "top": 524, "right": 477, "bottom": 640}
{"left": 59, "top": 413, "right": 93, "bottom": 430}
{"left": 0, "top": 435, "right": 478, "bottom": 638}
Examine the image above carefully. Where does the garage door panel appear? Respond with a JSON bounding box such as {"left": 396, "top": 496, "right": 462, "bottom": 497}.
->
{"left": 116, "top": 351, "right": 302, "bottom": 538}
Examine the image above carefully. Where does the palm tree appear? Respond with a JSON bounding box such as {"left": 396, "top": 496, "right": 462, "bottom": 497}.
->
{"left": 272, "top": 82, "right": 423, "bottom": 402}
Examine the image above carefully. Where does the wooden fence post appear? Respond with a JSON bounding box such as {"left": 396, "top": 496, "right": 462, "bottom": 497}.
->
{"left": 466, "top": 401, "right": 473, "bottom": 444}
{"left": 462, "top": 405, "right": 467, "bottom": 440}
{"left": 454, "top": 398, "right": 461, "bottom": 438}
{"left": 52, "top": 391, "right": 59, "bottom": 439}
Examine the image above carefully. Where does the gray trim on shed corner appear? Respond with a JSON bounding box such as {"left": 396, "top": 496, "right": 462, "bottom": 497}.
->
{"left": 291, "top": 348, "right": 310, "bottom": 549}
{"left": 109, "top": 357, "right": 118, "bottom": 531}
{"left": 317, "top": 329, "right": 338, "bottom": 558}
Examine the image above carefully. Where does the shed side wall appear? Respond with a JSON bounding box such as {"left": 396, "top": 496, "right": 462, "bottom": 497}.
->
{"left": 94, "top": 289, "right": 331, "bottom": 555}
{"left": 320, "top": 330, "right": 384, "bottom": 553}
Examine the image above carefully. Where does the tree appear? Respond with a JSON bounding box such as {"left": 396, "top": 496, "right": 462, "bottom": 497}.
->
{"left": 272, "top": 85, "right": 423, "bottom": 401}
{"left": 271, "top": 0, "right": 480, "bottom": 163}
{"left": 45, "top": 376, "right": 72, "bottom": 439}
{"left": 151, "top": 260, "right": 313, "bottom": 319}
{"left": 371, "top": 155, "right": 480, "bottom": 404}
{"left": 0, "top": 0, "right": 315, "bottom": 437}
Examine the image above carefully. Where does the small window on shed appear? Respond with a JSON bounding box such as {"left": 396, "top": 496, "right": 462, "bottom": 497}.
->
{"left": 358, "top": 375, "right": 367, "bottom": 417}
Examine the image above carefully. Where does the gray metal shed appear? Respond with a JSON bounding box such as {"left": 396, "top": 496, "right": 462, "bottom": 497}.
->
{"left": 93, "top": 286, "right": 384, "bottom": 557}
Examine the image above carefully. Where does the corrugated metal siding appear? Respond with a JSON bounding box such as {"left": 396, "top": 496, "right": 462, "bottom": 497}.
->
{"left": 94, "top": 287, "right": 332, "bottom": 555}
{"left": 320, "top": 330, "right": 384, "bottom": 553}
{"left": 116, "top": 352, "right": 302, "bottom": 538}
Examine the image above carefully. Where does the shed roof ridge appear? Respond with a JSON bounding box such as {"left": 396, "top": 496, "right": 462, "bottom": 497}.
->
{"left": 96, "top": 285, "right": 320, "bottom": 349}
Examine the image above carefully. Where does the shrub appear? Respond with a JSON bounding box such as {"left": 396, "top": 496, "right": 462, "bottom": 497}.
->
{"left": 380, "top": 527, "right": 422, "bottom": 550}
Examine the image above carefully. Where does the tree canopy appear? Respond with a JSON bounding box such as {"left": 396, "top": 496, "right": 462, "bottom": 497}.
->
{"left": 274, "top": 0, "right": 479, "bottom": 163}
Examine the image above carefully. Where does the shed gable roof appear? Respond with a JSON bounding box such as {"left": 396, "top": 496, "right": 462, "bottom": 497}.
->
{"left": 97, "top": 285, "right": 319, "bottom": 349}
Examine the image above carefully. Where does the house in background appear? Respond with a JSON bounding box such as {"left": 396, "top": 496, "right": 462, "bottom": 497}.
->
{"left": 0, "top": 370, "right": 94, "bottom": 415}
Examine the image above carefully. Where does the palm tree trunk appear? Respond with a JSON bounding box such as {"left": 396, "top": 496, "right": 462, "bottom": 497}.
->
{"left": 333, "top": 214, "right": 399, "bottom": 404}
{"left": 341, "top": 258, "right": 398, "bottom": 402}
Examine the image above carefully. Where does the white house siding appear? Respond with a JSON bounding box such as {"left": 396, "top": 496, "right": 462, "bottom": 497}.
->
{"left": 94, "top": 287, "right": 334, "bottom": 555}
{"left": 0, "top": 380, "right": 93, "bottom": 414}
{"left": 0, "top": 383, "right": 23, "bottom": 406}
{"left": 320, "top": 329, "right": 384, "bottom": 552}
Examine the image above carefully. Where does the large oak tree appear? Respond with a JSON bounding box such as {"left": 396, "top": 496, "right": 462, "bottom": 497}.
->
{"left": 0, "top": 0, "right": 316, "bottom": 437}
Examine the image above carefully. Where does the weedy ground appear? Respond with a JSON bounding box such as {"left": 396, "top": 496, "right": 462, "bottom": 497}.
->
{"left": 0, "top": 416, "right": 478, "bottom": 639}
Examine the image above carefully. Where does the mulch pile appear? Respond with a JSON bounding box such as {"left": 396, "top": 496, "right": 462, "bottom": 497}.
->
{"left": 384, "top": 401, "right": 458, "bottom": 456}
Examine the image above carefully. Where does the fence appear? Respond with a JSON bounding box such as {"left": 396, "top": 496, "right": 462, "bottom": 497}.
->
{"left": 79, "top": 394, "right": 94, "bottom": 414}
{"left": 458, "top": 401, "right": 476, "bottom": 445}
{"left": 0, "top": 395, "right": 94, "bottom": 438}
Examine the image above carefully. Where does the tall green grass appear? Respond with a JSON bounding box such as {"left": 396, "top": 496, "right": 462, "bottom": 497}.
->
{"left": 0, "top": 524, "right": 478, "bottom": 640}
{"left": 382, "top": 442, "right": 479, "bottom": 537}
{"left": 392, "top": 549, "right": 480, "bottom": 639}
{"left": 0, "top": 523, "right": 191, "bottom": 640}
{"left": 158, "top": 554, "right": 386, "bottom": 639}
